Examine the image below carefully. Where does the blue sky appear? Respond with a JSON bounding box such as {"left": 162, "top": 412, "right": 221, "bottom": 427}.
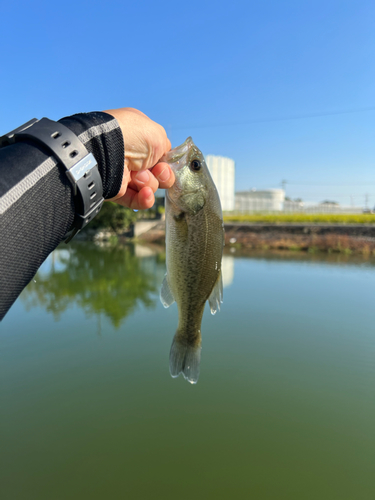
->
{"left": 1, "top": 0, "right": 374, "bottom": 205}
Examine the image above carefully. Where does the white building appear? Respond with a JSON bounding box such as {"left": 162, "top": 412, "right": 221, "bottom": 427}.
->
{"left": 283, "top": 199, "right": 304, "bottom": 212}
{"left": 205, "top": 155, "right": 235, "bottom": 211}
{"left": 235, "top": 189, "right": 285, "bottom": 212}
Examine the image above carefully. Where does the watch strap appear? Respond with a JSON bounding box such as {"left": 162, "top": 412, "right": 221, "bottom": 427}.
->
{"left": 0, "top": 117, "right": 104, "bottom": 242}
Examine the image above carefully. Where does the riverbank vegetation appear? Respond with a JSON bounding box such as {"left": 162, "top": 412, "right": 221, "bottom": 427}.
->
{"left": 223, "top": 213, "right": 375, "bottom": 224}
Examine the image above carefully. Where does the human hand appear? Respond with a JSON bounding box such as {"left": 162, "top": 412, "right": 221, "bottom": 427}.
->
{"left": 104, "top": 107, "right": 174, "bottom": 210}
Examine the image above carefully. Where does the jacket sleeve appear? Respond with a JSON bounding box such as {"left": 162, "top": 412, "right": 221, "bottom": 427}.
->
{"left": 0, "top": 112, "right": 124, "bottom": 320}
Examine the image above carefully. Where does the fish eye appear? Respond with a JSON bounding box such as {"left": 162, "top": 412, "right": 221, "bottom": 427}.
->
{"left": 190, "top": 159, "right": 201, "bottom": 172}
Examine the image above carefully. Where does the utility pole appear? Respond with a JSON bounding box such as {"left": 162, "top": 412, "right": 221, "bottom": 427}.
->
{"left": 281, "top": 179, "right": 287, "bottom": 192}
{"left": 365, "top": 193, "right": 369, "bottom": 210}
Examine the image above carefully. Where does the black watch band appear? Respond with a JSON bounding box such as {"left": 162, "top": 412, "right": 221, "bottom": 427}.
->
{"left": 0, "top": 118, "right": 104, "bottom": 242}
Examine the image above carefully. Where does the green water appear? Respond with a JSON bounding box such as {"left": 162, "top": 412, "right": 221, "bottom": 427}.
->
{"left": 1, "top": 243, "right": 375, "bottom": 500}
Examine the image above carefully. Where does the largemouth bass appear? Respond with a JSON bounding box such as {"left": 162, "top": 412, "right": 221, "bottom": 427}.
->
{"left": 160, "top": 137, "right": 224, "bottom": 384}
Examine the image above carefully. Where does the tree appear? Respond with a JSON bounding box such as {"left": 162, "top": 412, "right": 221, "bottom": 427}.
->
{"left": 88, "top": 202, "right": 138, "bottom": 234}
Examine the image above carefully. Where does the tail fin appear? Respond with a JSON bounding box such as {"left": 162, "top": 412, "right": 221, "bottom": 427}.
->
{"left": 169, "top": 334, "right": 201, "bottom": 384}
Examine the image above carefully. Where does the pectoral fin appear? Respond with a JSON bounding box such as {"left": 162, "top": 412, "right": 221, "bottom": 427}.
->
{"left": 208, "top": 271, "right": 223, "bottom": 315}
{"left": 160, "top": 274, "right": 175, "bottom": 308}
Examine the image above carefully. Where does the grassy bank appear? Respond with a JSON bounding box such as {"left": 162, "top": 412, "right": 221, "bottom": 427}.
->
{"left": 223, "top": 213, "right": 375, "bottom": 224}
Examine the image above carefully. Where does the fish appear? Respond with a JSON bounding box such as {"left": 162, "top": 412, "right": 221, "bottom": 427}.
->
{"left": 160, "top": 137, "right": 224, "bottom": 384}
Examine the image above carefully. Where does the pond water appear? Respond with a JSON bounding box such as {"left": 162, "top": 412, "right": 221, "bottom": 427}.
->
{"left": 1, "top": 243, "right": 375, "bottom": 500}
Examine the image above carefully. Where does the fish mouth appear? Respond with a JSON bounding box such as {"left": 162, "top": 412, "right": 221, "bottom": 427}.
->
{"left": 160, "top": 137, "right": 194, "bottom": 164}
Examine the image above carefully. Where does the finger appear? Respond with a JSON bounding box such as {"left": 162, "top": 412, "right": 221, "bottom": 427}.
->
{"left": 114, "top": 186, "right": 155, "bottom": 210}
{"left": 129, "top": 169, "right": 159, "bottom": 194}
{"left": 151, "top": 162, "right": 175, "bottom": 189}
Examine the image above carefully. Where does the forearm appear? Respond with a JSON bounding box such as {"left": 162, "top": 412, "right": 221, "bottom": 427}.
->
{"left": 0, "top": 112, "right": 124, "bottom": 320}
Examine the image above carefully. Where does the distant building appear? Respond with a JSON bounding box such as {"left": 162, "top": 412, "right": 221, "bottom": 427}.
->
{"left": 284, "top": 199, "right": 304, "bottom": 212}
{"left": 235, "top": 189, "right": 285, "bottom": 212}
{"left": 205, "top": 155, "right": 235, "bottom": 211}
{"left": 303, "top": 202, "right": 363, "bottom": 214}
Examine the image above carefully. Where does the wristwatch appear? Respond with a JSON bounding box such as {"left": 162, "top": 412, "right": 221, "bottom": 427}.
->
{"left": 0, "top": 118, "right": 104, "bottom": 242}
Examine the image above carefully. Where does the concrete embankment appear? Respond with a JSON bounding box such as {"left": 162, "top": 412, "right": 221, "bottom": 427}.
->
{"left": 224, "top": 223, "right": 375, "bottom": 253}
{"left": 139, "top": 221, "right": 375, "bottom": 254}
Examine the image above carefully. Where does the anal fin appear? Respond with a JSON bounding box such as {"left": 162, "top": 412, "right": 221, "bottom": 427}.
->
{"left": 208, "top": 271, "right": 223, "bottom": 315}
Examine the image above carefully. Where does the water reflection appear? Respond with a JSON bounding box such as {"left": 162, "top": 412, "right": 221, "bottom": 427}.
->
{"left": 21, "top": 243, "right": 163, "bottom": 328}
{"left": 21, "top": 243, "right": 236, "bottom": 329}
{"left": 221, "top": 255, "right": 234, "bottom": 288}
{"left": 22, "top": 241, "right": 374, "bottom": 332}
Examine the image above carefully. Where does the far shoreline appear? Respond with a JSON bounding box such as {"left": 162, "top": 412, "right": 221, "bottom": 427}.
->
{"left": 78, "top": 219, "right": 375, "bottom": 256}
{"left": 138, "top": 221, "right": 375, "bottom": 256}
